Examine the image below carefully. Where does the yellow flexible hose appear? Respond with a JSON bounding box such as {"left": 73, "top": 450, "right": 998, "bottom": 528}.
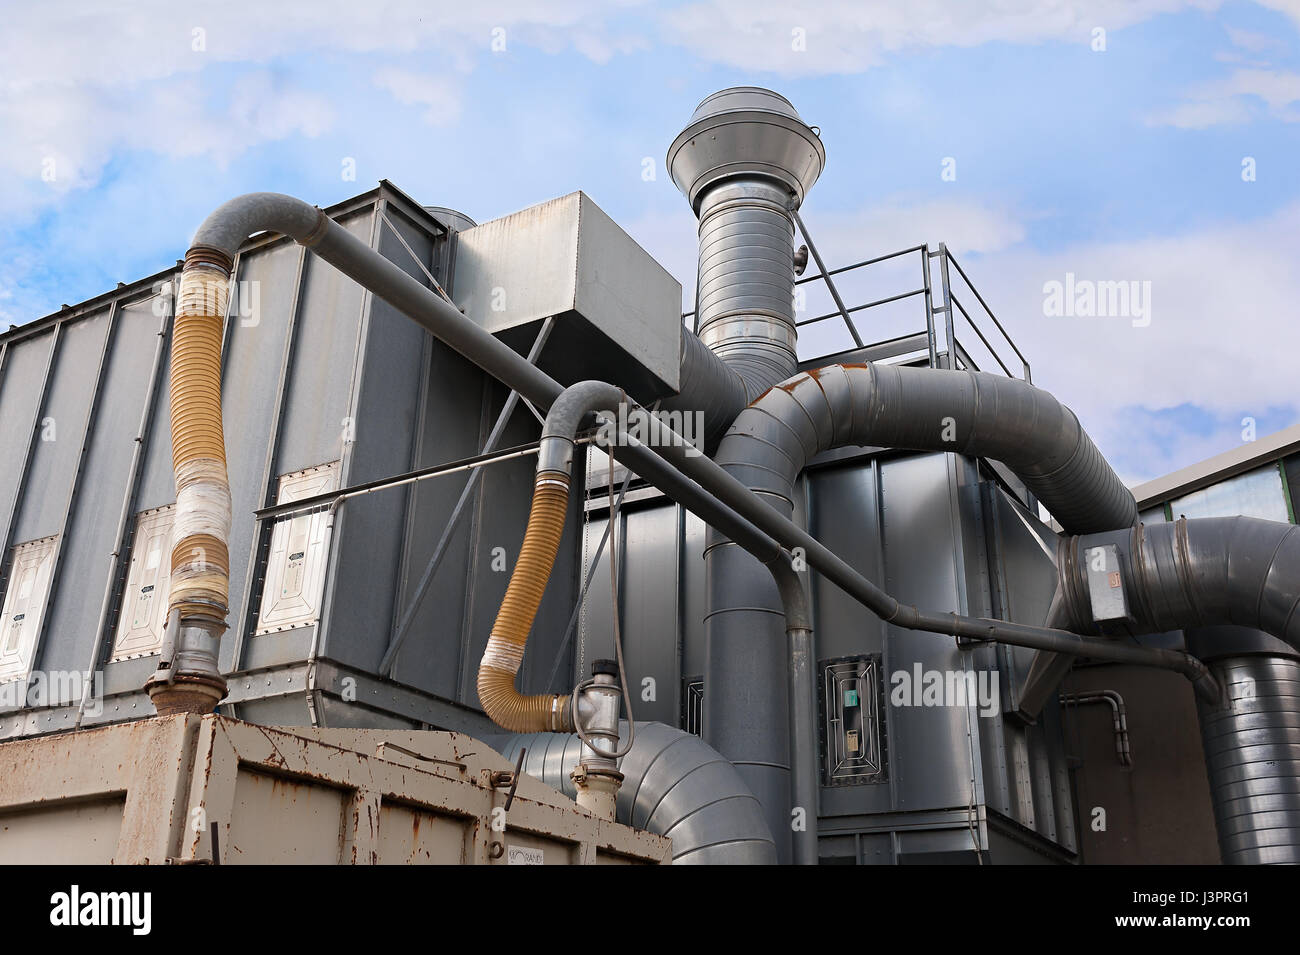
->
{"left": 167, "top": 250, "right": 233, "bottom": 622}
{"left": 477, "top": 475, "right": 573, "bottom": 732}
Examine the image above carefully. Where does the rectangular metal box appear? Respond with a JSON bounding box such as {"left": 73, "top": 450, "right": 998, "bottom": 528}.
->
{"left": 452, "top": 191, "right": 682, "bottom": 404}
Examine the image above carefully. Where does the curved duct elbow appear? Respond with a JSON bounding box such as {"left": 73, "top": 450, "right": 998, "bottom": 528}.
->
{"left": 476, "top": 473, "right": 574, "bottom": 733}
{"left": 716, "top": 362, "right": 1137, "bottom": 536}
{"left": 494, "top": 722, "right": 778, "bottom": 864}
{"left": 1056, "top": 516, "right": 1300, "bottom": 650}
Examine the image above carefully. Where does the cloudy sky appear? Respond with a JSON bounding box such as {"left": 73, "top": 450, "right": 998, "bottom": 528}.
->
{"left": 1, "top": 0, "right": 1297, "bottom": 483}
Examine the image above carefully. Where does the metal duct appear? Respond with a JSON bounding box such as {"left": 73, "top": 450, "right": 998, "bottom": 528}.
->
{"left": 494, "top": 722, "right": 779, "bottom": 864}
{"left": 1196, "top": 656, "right": 1300, "bottom": 864}
{"left": 703, "top": 361, "right": 1139, "bottom": 856}
{"left": 1056, "top": 517, "right": 1300, "bottom": 864}
{"left": 659, "top": 88, "right": 824, "bottom": 451}
{"left": 1054, "top": 517, "right": 1300, "bottom": 647}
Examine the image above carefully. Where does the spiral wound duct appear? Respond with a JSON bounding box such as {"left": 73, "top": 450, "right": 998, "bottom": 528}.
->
{"left": 475, "top": 474, "right": 575, "bottom": 732}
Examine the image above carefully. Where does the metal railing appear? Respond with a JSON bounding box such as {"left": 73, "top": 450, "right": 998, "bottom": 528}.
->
{"left": 684, "top": 225, "right": 1031, "bottom": 382}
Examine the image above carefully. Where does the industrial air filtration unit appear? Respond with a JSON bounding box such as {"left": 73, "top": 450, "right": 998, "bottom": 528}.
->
{"left": 0, "top": 88, "right": 1296, "bottom": 865}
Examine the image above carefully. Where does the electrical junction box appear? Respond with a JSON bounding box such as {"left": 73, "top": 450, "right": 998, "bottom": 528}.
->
{"left": 451, "top": 191, "right": 682, "bottom": 406}
{"left": 1084, "top": 543, "right": 1131, "bottom": 623}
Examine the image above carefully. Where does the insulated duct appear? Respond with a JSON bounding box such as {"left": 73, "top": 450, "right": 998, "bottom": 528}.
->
{"left": 495, "top": 722, "right": 779, "bottom": 864}
{"left": 702, "top": 361, "right": 1139, "bottom": 854}
{"left": 659, "top": 88, "right": 825, "bottom": 451}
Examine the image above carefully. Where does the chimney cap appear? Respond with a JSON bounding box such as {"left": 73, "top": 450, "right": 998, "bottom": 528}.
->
{"left": 667, "top": 87, "right": 825, "bottom": 214}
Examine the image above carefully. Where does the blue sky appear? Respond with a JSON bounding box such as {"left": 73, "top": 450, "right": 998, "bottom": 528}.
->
{"left": 1, "top": 0, "right": 1298, "bottom": 482}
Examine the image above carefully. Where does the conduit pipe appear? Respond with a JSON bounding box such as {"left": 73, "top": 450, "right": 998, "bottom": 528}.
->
{"left": 494, "top": 722, "right": 779, "bottom": 864}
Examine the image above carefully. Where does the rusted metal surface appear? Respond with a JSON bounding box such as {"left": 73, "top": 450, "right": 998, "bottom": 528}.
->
{"left": 0, "top": 715, "right": 669, "bottom": 865}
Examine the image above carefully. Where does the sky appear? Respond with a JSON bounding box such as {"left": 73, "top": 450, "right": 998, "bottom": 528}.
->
{"left": 1, "top": 0, "right": 1298, "bottom": 484}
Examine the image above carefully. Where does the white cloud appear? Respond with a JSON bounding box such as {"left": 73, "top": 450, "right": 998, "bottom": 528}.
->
{"left": 372, "top": 68, "right": 462, "bottom": 126}
{"left": 0, "top": 0, "right": 645, "bottom": 216}
{"left": 660, "top": 0, "right": 1223, "bottom": 76}
{"left": 956, "top": 202, "right": 1300, "bottom": 476}
{"left": 1150, "top": 68, "right": 1300, "bottom": 127}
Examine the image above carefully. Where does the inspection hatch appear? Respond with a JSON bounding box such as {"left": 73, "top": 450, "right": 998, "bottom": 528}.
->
{"left": 255, "top": 462, "right": 339, "bottom": 635}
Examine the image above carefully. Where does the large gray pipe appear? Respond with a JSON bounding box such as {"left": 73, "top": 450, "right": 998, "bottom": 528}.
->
{"left": 1054, "top": 517, "right": 1300, "bottom": 646}
{"left": 1056, "top": 517, "right": 1300, "bottom": 863}
{"left": 1196, "top": 655, "right": 1300, "bottom": 864}
{"left": 494, "top": 722, "right": 778, "bottom": 864}
{"left": 703, "top": 362, "right": 1140, "bottom": 861}
{"left": 660, "top": 88, "right": 824, "bottom": 451}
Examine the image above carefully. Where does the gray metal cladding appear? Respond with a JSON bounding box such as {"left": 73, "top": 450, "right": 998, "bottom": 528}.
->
{"left": 495, "top": 721, "right": 778, "bottom": 864}
{"left": 1197, "top": 655, "right": 1300, "bottom": 864}
{"left": 39, "top": 299, "right": 163, "bottom": 674}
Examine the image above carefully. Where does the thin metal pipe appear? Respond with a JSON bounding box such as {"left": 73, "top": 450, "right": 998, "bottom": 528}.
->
{"left": 1061, "top": 690, "right": 1132, "bottom": 767}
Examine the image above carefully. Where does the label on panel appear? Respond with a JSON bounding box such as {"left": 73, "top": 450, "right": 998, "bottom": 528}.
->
{"left": 255, "top": 462, "right": 339, "bottom": 635}
{"left": 0, "top": 536, "right": 59, "bottom": 684}
{"left": 110, "top": 505, "right": 175, "bottom": 662}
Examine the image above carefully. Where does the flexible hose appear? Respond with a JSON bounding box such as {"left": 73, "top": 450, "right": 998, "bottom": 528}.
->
{"left": 476, "top": 473, "right": 574, "bottom": 732}
{"left": 167, "top": 248, "right": 234, "bottom": 621}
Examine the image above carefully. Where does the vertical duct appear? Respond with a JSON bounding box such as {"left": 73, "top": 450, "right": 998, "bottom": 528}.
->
{"left": 661, "top": 88, "right": 825, "bottom": 453}
{"left": 1197, "top": 655, "right": 1300, "bottom": 864}
{"left": 662, "top": 88, "right": 825, "bottom": 860}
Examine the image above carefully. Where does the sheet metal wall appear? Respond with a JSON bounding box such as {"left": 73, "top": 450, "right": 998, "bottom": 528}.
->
{"left": 575, "top": 447, "right": 1076, "bottom": 863}
{"left": 0, "top": 183, "right": 578, "bottom": 739}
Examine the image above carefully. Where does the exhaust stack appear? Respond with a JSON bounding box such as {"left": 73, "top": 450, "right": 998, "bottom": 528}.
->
{"left": 662, "top": 88, "right": 825, "bottom": 445}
